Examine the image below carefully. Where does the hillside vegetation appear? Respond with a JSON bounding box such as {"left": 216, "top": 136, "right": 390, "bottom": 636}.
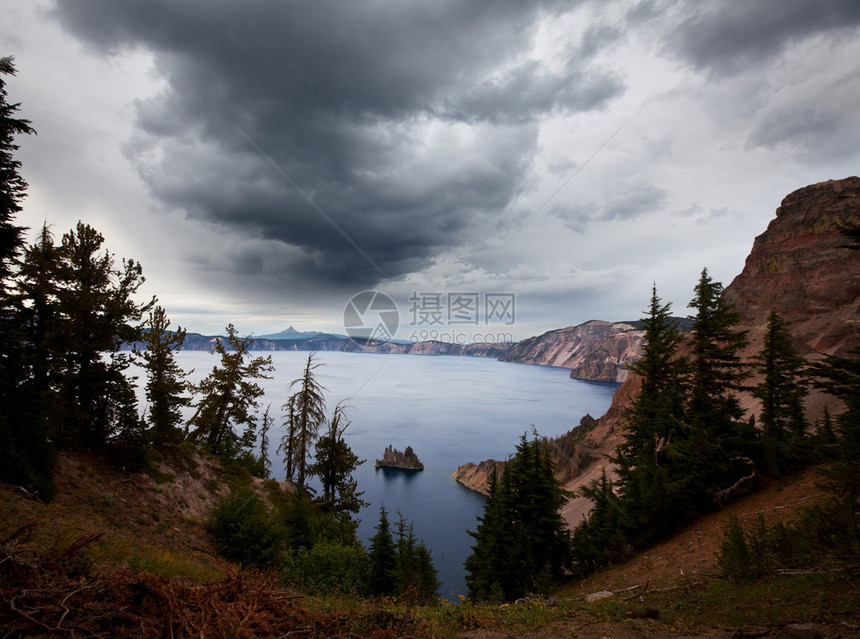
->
{"left": 3, "top": 448, "right": 858, "bottom": 638}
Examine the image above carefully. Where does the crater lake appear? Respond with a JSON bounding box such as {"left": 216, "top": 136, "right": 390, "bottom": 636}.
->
{"left": 167, "top": 350, "right": 620, "bottom": 597}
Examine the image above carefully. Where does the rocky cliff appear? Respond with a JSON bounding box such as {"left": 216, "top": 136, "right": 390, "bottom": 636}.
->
{"left": 498, "top": 320, "right": 647, "bottom": 382}
{"left": 452, "top": 458, "right": 506, "bottom": 495}
{"left": 454, "top": 177, "right": 860, "bottom": 527}
{"left": 724, "top": 176, "right": 860, "bottom": 360}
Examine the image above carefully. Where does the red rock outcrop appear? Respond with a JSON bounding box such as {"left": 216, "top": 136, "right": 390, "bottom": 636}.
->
{"left": 724, "top": 176, "right": 860, "bottom": 360}
{"left": 452, "top": 459, "right": 507, "bottom": 495}
{"left": 499, "top": 320, "right": 646, "bottom": 382}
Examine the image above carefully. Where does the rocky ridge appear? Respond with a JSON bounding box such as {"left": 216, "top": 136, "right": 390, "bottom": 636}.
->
{"left": 498, "top": 320, "right": 647, "bottom": 382}
{"left": 454, "top": 177, "right": 860, "bottom": 526}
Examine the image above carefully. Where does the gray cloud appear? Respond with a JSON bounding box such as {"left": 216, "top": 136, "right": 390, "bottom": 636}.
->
{"left": 665, "top": 0, "right": 860, "bottom": 77}
{"left": 51, "top": 0, "right": 624, "bottom": 288}
{"left": 746, "top": 74, "right": 860, "bottom": 162}
{"left": 552, "top": 175, "right": 666, "bottom": 232}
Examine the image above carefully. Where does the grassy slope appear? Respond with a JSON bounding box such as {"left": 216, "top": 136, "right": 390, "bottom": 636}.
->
{"left": 2, "top": 452, "right": 858, "bottom": 638}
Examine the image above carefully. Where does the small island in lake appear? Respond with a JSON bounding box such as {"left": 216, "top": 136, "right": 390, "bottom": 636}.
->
{"left": 375, "top": 445, "right": 424, "bottom": 471}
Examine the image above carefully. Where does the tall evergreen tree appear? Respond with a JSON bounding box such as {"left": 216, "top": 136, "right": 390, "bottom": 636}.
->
{"left": 394, "top": 516, "right": 416, "bottom": 597}
{"left": 464, "top": 466, "right": 511, "bottom": 602}
{"left": 813, "top": 343, "right": 860, "bottom": 548}
{"left": 412, "top": 539, "right": 441, "bottom": 603}
{"left": 284, "top": 352, "right": 326, "bottom": 488}
{"left": 308, "top": 401, "right": 367, "bottom": 521}
{"left": 138, "top": 305, "right": 189, "bottom": 445}
{"left": 809, "top": 220, "right": 860, "bottom": 548}
{"left": 571, "top": 469, "right": 629, "bottom": 573}
{"left": 17, "top": 225, "right": 59, "bottom": 396}
{"left": 753, "top": 311, "right": 809, "bottom": 475}
{"left": 0, "top": 56, "right": 35, "bottom": 287}
{"left": 465, "top": 432, "right": 570, "bottom": 601}
{"left": 393, "top": 515, "right": 440, "bottom": 603}
{"left": 279, "top": 395, "right": 298, "bottom": 482}
{"left": 1, "top": 227, "right": 55, "bottom": 496}
{"left": 19, "top": 222, "right": 153, "bottom": 449}
{"left": 367, "top": 505, "right": 397, "bottom": 597}
{"left": 613, "top": 284, "right": 690, "bottom": 542}
{"left": 187, "top": 324, "right": 273, "bottom": 457}
{"left": 258, "top": 404, "right": 273, "bottom": 479}
{"left": 0, "top": 58, "right": 47, "bottom": 495}
{"left": 687, "top": 268, "right": 755, "bottom": 505}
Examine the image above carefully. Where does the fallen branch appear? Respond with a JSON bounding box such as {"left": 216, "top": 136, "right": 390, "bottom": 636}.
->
{"left": 738, "top": 496, "right": 813, "bottom": 519}
{"left": 621, "top": 579, "right": 649, "bottom": 601}
{"left": 613, "top": 583, "right": 643, "bottom": 594}
{"left": 714, "top": 458, "right": 757, "bottom": 506}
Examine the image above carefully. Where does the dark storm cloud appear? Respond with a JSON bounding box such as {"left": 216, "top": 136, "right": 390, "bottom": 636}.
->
{"left": 666, "top": 0, "right": 860, "bottom": 77}
{"left": 51, "top": 0, "right": 624, "bottom": 287}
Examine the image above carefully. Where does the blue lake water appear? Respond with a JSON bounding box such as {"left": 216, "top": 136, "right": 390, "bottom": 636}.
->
{"left": 169, "top": 350, "right": 619, "bottom": 596}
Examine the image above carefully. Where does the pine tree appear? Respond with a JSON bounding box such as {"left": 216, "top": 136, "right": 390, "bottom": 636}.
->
{"left": 394, "top": 516, "right": 416, "bottom": 597}
{"left": 753, "top": 311, "right": 809, "bottom": 475}
{"left": 812, "top": 343, "right": 860, "bottom": 549}
{"left": 815, "top": 406, "right": 837, "bottom": 451}
{"left": 278, "top": 395, "right": 297, "bottom": 481}
{"left": 187, "top": 324, "right": 273, "bottom": 457}
{"left": 258, "top": 404, "right": 273, "bottom": 479}
{"left": 392, "top": 515, "right": 440, "bottom": 603}
{"left": 465, "top": 432, "right": 570, "bottom": 601}
{"left": 687, "top": 268, "right": 755, "bottom": 506}
{"left": 308, "top": 401, "right": 367, "bottom": 520}
{"left": 367, "top": 505, "right": 397, "bottom": 597}
{"left": 1, "top": 228, "right": 55, "bottom": 496}
{"left": 138, "top": 305, "right": 189, "bottom": 445}
{"left": 284, "top": 352, "right": 326, "bottom": 488}
{"left": 808, "top": 220, "right": 860, "bottom": 549}
{"left": 0, "top": 59, "right": 46, "bottom": 495}
{"left": 0, "top": 56, "right": 35, "bottom": 287}
{"left": 413, "top": 539, "right": 441, "bottom": 603}
{"left": 571, "top": 469, "right": 629, "bottom": 573}
{"left": 284, "top": 489, "right": 314, "bottom": 551}
{"left": 613, "top": 284, "right": 689, "bottom": 542}
{"left": 19, "top": 222, "right": 153, "bottom": 450}
{"left": 465, "top": 466, "right": 511, "bottom": 602}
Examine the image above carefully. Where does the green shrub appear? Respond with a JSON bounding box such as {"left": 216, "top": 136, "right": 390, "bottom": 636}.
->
{"left": 716, "top": 498, "right": 858, "bottom": 582}
{"left": 716, "top": 514, "right": 754, "bottom": 581}
{"left": 206, "top": 489, "right": 282, "bottom": 567}
{"left": 231, "top": 449, "right": 268, "bottom": 478}
{"left": 281, "top": 541, "right": 368, "bottom": 594}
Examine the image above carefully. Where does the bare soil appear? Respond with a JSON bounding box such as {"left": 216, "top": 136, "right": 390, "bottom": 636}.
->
{"left": 572, "top": 465, "right": 828, "bottom": 594}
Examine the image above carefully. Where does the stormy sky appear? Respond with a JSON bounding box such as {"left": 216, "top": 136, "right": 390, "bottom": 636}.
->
{"left": 2, "top": 0, "right": 859, "bottom": 341}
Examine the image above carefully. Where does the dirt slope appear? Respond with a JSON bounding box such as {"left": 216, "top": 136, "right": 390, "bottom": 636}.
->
{"left": 0, "top": 447, "right": 292, "bottom": 581}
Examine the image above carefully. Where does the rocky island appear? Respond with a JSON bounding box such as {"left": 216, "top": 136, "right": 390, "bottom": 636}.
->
{"left": 375, "top": 445, "right": 424, "bottom": 471}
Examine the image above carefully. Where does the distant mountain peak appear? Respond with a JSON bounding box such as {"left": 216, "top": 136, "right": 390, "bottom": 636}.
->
{"left": 254, "top": 326, "right": 346, "bottom": 341}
